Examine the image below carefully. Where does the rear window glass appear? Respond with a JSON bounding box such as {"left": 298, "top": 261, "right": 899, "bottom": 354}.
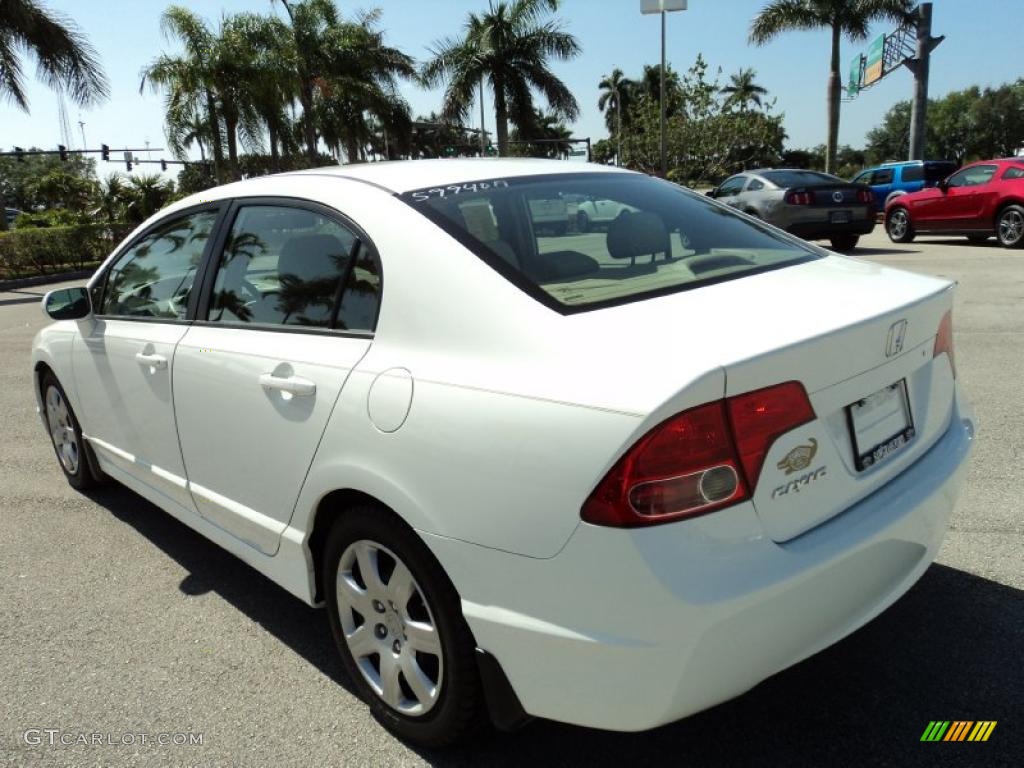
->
{"left": 901, "top": 165, "right": 924, "bottom": 182}
{"left": 760, "top": 170, "right": 842, "bottom": 187}
{"left": 401, "top": 173, "right": 819, "bottom": 312}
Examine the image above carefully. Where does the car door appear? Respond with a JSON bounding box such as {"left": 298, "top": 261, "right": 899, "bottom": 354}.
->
{"left": 933, "top": 164, "right": 999, "bottom": 229}
{"left": 870, "top": 167, "right": 895, "bottom": 203}
{"left": 172, "top": 200, "right": 380, "bottom": 555}
{"left": 71, "top": 206, "right": 222, "bottom": 511}
{"left": 715, "top": 175, "right": 747, "bottom": 209}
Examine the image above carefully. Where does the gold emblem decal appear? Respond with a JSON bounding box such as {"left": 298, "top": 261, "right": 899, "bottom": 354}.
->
{"left": 777, "top": 438, "right": 818, "bottom": 475}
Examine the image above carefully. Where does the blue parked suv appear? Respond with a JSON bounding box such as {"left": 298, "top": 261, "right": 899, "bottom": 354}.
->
{"left": 852, "top": 160, "right": 958, "bottom": 208}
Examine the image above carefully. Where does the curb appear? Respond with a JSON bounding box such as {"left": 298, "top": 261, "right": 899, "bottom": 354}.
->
{"left": 0, "top": 270, "right": 92, "bottom": 292}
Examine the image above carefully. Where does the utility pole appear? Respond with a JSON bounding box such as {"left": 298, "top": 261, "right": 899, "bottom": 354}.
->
{"left": 78, "top": 116, "right": 86, "bottom": 151}
{"left": 905, "top": 2, "right": 943, "bottom": 160}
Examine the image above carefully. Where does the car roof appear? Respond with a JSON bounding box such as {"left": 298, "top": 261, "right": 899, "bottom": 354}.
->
{"left": 280, "top": 158, "right": 635, "bottom": 194}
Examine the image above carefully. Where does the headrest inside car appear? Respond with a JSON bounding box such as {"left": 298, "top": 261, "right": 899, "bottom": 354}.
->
{"left": 278, "top": 234, "right": 348, "bottom": 281}
{"left": 606, "top": 211, "right": 669, "bottom": 260}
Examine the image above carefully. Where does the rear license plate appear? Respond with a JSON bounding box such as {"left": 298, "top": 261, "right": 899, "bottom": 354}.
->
{"left": 847, "top": 380, "right": 915, "bottom": 471}
{"left": 830, "top": 210, "right": 851, "bottom": 223}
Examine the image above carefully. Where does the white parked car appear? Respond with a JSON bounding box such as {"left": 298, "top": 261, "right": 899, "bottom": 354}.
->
{"left": 32, "top": 159, "right": 974, "bottom": 747}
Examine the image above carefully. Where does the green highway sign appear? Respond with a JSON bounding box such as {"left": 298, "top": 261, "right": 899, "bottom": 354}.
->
{"left": 864, "top": 34, "right": 885, "bottom": 86}
{"left": 848, "top": 54, "right": 863, "bottom": 97}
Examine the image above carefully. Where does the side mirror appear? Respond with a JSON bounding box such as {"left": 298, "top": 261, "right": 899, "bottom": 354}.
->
{"left": 42, "top": 286, "right": 91, "bottom": 321}
{"left": 937, "top": 179, "right": 949, "bottom": 192}
{"left": 705, "top": 188, "right": 718, "bottom": 198}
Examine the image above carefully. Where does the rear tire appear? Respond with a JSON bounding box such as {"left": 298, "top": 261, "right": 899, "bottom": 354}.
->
{"left": 323, "top": 505, "right": 484, "bottom": 747}
{"left": 886, "top": 207, "right": 915, "bottom": 243}
{"left": 41, "top": 371, "right": 97, "bottom": 490}
{"left": 996, "top": 204, "right": 1024, "bottom": 248}
{"left": 829, "top": 234, "right": 859, "bottom": 252}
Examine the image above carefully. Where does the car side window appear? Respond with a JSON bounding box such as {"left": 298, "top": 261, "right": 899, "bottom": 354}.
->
{"left": 852, "top": 171, "right": 871, "bottom": 185}
{"left": 717, "top": 177, "right": 746, "bottom": 196}
{"left": 901, "top": 165, "right": 924, "bottom": 183}
{"left": 1003, "top": 166, "right": 1024, "bottom": 180}
{"left": 746, "top": 178, "right": 764, "bottom": 191}
{"left": 871, "top": 168, "right": 894, "bottom": 185}
{"left": 100, "top": 210, "right": 217, "bottom": 319}
{"left": 207, "top": 205, "right": 358, "bottom": 329}
{"left": 947, "top": 164, "right": 998, "bottom": 188}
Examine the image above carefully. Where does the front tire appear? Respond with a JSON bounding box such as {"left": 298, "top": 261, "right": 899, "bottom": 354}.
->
{"left": 323, "top": 505, "right": 483, "bottom": 747}
{"left": 886, "top": 207, "right": 915, "bottom": 243}
{"left": 829, "top": 234, "right": 859, "bottom": 252}
{"left": 996, "top": 205, "right": 1024, "bottom": 248}
{"left": 41, "top": 372, "right": 96, "bottom": 490}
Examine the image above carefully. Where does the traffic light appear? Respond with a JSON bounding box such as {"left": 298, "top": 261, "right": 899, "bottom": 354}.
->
{"left": 160, "top": 159, "right": 168, "bottom": 171}
{"left": 101, "top": 143, "right": 110, "bottom": 161}
{"left": 58, "top": 144, "right": 68, "bottom": 161}
{"left": 124, "top": 151, "right": 133, "bottom": 172}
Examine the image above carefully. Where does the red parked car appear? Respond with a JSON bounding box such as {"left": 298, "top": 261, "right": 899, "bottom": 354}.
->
{"left": 885, "top": 157, "right": 1024, "bottom": 248}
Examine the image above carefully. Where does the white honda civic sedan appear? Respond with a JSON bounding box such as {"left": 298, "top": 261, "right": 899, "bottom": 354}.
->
{"left": 32, "top": 159, "right": 974, "bottom": 746}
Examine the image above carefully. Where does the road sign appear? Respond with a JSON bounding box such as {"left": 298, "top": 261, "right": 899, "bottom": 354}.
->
{"left": 864, "top": 34, "right": 885, "bottom": 86}
{"left": 641, "top": 0, "right": 685, "bottom": 13}
{"left": 848, "top": 54, "right": 863, "bottom": 97}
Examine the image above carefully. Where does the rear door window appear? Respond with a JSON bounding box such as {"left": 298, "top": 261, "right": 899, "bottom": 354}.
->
{"left": 206, "top": 204, "right": 379, "bottom": 331}
{"left": 900, "top": 165, "right": 924, "bottom": 183}
{"left": 402, "top": 173, "right": 819, "bottom": 312}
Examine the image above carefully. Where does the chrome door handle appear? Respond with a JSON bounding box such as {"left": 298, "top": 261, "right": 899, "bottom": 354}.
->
{"left": 135, "top": 352, "right": 168, "bottom": 370}
{"left": 259, "top": 372, "right": 316, "bottom": 397}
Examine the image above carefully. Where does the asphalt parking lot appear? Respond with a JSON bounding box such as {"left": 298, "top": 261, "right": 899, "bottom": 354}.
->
{"left": 1, "top": 228, "right": 1021, "bottom": 767}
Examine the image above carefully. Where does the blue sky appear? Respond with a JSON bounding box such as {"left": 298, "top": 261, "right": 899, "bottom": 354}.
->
{"left": 3, "top": 0, "right": 1022, "bottom": 173}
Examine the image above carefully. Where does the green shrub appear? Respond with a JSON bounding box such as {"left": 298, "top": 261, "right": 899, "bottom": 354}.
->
{"left": 0, "top": 222, "right": 135, "bottom": 280}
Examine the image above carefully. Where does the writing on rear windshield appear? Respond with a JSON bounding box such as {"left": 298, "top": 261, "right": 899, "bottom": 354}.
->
{"left": 410, "top": 180, "right": 509, "bottom": 202}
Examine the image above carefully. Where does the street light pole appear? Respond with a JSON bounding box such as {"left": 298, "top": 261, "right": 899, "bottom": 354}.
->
{"left": 641, "top": 1, "right": 685, "bottom": 177}
{"left": 479, "top": 79, "right": 487, "bottom": 155}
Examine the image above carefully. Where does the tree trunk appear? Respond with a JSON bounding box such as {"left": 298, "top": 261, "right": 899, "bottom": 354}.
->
{"left": 224, "top": 112, "right": 240, "bottom": 180}
{"left": 0, "top": 188, "right": 7, "bottom": 232}
{"left": 344, "top": 136, "right": 359, "bottom": 165}
{"left": 494, "top": 78, "right": 509, "bottom": 157}
{"left": 300, "top": 83, "right": 317, "bottom": 165}
{"left": 268, "top": 123, "right": 280, "bottom": 173}
{"left": 205, "top": 88, "right": 225, "bottom": 182}
{"left": 826, "top": 24, "right": 842, "bottom": 174}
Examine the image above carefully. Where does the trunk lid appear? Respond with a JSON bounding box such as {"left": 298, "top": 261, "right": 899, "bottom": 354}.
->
{"left": 562, "top": 255, "right": 956, "bottom": 541}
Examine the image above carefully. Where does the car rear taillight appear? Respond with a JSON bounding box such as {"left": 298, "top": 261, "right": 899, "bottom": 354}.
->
{"left": 933, "top": 309, "right": 956, "bottom": 378}
{"left": 785, "top": 190, "right": 813, "bottom": 205}
{"left": 856, "top": 189, "right": 874, "bottom": 204}
{"left": 581, "top": 382, "right": 815, "bottom": 527}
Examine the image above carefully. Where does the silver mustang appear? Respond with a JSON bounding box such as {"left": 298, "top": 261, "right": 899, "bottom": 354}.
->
{"left": 707, "top": 169, "right": 876, "bottom": 252}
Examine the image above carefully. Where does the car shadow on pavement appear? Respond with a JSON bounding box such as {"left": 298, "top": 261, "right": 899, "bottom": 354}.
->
{"left": 88, "top": 484, "right": 360, "bottom": 702}
{"left": 90, "top": 485, "right": 1022, "bottom": 767}
{"left": 848, "top": 247, "right": 921, "bottom": 257}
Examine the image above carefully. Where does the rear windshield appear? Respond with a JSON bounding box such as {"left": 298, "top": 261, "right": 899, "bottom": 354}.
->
{"left": 760, "top": 170, "right": 842, "bottom": 187}
{"left": 400, "top": 173, "right": 819, "bottom": 312}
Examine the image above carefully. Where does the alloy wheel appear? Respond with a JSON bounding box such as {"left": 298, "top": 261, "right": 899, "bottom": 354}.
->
{"left": 45, "top": 385, "right": 79, "bottom": 475}
{"left": 999, "top": 209, "right": 1024, "bottom": 245}
{"left": 335, "top": 539, "right": 444, "bottom": 716}
{"left": 888, "top": 209, "right": 909, "bottom": 240}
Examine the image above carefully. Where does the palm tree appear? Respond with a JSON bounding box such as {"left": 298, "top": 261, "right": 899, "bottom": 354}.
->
{"left": 598, "top": 68, "right": 633, "bottom": 165}
{"left": 0, "top": 0, "right": 108, "bottom": 110}
{"left": 94, "top": 172, "right": 130, "bottom": 222}
{"left": 750, "top": 0, "right": 913, "bottom": 173}
{"left": 721, "top": 68, "right": 768, "bottom": 110}
{"left": 124, "top": 174, "right": 175, "bottom": 224}
{"left": 421, "top": 0, "right": 580, "bottom": 157}
{"left": 141, "top": 6, "right": 226, "bottom": 180}
{"left": 0, "top": 0, "right": 108, "bottom": 230}
{"left": 276, "top": 1, "right": 415, "bottom": 164}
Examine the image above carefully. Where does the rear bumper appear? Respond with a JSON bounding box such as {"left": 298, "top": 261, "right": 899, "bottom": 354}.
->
{"left": 787, "top": 218, "right": 876, "bottom": 240}
{"left": 424, "top": 391, "right": 974, "bottom": 731}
